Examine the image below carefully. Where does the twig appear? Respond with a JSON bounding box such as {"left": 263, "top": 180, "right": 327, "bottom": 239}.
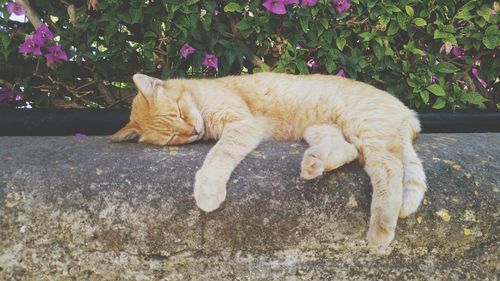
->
{"left": 96, "top": 80, "right": 116, "bottom": 107}
{"left": 0, "top": 78, "right": 15, "bottom": 91}
{"left": 17, "top": 0, "right": 43, "bottom": 28}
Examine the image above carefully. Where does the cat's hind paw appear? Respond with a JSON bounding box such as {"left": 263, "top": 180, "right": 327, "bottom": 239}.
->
{"left": 399, "top": 185, "right": 425, "bottom": 218}
{"left": 301, "top": 147, "right": 326, "bottom": 180}
{"left": 193, "top": 170, "right": 227, "bottom": 212}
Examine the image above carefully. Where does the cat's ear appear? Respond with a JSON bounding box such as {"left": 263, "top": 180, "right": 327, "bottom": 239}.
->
{"left": 110, "top": 122, "right": 141, "bottom": 142}
{"left": 133, "top": 73, "right": 163, "bottom": 98}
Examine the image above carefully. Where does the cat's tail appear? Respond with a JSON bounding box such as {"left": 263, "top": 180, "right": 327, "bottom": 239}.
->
{"left": 399, "top": 114, "right": 427, "bottom": 218}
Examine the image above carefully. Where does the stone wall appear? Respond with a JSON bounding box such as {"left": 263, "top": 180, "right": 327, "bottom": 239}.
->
{"left": 0, "top": 134, "right": 498, "bottom": 280}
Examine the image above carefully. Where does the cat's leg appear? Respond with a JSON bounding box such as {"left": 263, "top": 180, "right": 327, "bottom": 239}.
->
{"left": 194, "top": 117, "right": 269, "bottom": 212}
{"left": 362, "top": 144, "right": 404, "bottom": 250}
{"left": 301, "top": 124, "right": 358, "bottom": 179}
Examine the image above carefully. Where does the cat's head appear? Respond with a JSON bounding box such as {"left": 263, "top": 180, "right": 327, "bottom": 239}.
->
{"left": 111, "top": 74, "right": 204, "bottom": 145}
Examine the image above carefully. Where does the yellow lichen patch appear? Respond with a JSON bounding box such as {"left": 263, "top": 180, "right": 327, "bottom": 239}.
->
{"left": 493, "top": 188, "right": 499, "bottom": 193}
{"left": 5, "top": 156, "right": 13, "bottom": 160}
{"left": 464, "top": 172, "right": 472, "bottom": 179}
{"left": 422, "top": 199, "right": 428, "bottom": 205}
{"left": 168, "top": 147, "right": 179, "bottom": 156}
{"left": 463, "top": 228, "right": 471, "bottom": 236}
{"left": 250, "top": 150, "right": 266, "bottom": 159}
{"left": 347, "top": 195, "right": 358, "bottom": 208}
{"left": 474, "top": 180, "right": 480, "bottom": 187}
{"left": 5, "top": 192, "right": 24, "bottom": 208}
{"left": 436, "top": 209, "right": 451, "bottom": 222}
{"left": 463, "top": 210, "right": 478, "bottom": 222}
{"left": 432, "top": 136, "right": 458, "bottom": 143}
{"left": 474, "top": 191, "right": 479, "bottom": 196}
{"left": 416, "top": 216, "right": 423, "bottom": 223}
{"left": 442, "top": 159, "right": 461, "bottom": 170}
{"left": 96, "top": 168, "right": 103, "bottom": 175}
{"left": 451, "top": 197, "right": 458, "bottom": 203}
{"left": 432, "top": 157, "right": 441, "bottom": 161}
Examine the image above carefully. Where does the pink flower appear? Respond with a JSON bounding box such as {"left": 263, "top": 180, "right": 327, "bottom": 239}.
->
{"left": 439, "top": 42, "right": 453, "bottom": 54}
{"left": 452, "top": 46, "right": 464, "bottom": 59}
{"left": 430, "top": 76, "right": 438, "bottom": 83}
{"left": 262, "top": 0, "right": 287, "bottom": 15}
{"left": 0, "top": 85, "right": 14, "bottom": 105}
{"left": 284, "top": 0, "right": 299, "bottom": 4}
{"left": 332, "top": 0, "right": 351, "bottom": 14}
{"left": 306, "top": 59, "right": 319, "bottom": 70}
{"left": 18, "top": 37, "right": 42, "bottom": 56}
{"left": 203, "top": 54, "right": 218, "bottom": 69}
{"left": 6, "top": 1, "right": 25, "bottom": 16}
{"left": 180, "top": 43, "right": 196, "bottom": 59}
{"left": 471, "top": 68, "right": 488, "bottom": 88}
{"left": 44, "top": 45, "right": 68, "bottom": 67}
{"left": 88, "top": 0, "right": 99, "bottom": 11}
{"left": 33, "top": 24, "right": 54, "bottom": 45}
{"left": 336, "top": 68, "right": 347, "bottom": 77}
{"left": 301, "top": 0, "right": 317, "bottom": 7}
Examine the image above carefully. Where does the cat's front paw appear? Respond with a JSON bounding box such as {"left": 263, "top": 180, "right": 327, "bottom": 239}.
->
{"left": 301, "top": 147, "right": 326, "bottom": 180}
{"left": 193, "top": 170, "right": 227, "bottom": 212}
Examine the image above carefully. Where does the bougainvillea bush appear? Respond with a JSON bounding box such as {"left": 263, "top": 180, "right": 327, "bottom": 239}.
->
{"left": 0, "top": 0, "right": 498, "bottom": 109}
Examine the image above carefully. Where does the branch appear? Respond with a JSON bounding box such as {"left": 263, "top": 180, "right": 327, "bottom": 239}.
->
{"left": 96, "top": 80, "right": 116, "bottom": 107}
{"left": 0, "top": 78, "right": 15, "bottom": 91}
{"left": 17, "top": 0, "right": 43, "bottom": 29}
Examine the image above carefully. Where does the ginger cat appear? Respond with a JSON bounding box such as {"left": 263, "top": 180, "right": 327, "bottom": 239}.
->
{"left": 111, "top": 72, "right": 427, "bottom": 249}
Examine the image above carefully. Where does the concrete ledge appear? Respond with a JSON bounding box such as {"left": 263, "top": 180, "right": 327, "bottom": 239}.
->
{"left": 0, "top": 134, "right": 499, "bottom": 280}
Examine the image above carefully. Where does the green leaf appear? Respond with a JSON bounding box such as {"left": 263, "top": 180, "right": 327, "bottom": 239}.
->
{"left": 413, "top": 18, "right": 427, "bottom": 27}
{"left": 433, "top": 30, "right": 457, "bottom": 44}
{"left": 420, "top": 90, "right": 429, "bottom": 103}
{"left": 405, "top": 6, "right": 414, "bottom": 17}
{"left": 477, "top": 5, "right": 491, "bottom": 22}
{"left": 336, "top": 37, "right": 346, "bottom": 51}
{"left": 427, "top": 84, "right": 446, "bottom": 97}
{"left": 459, "top": 92, "right": 488, "bottom": 105}
{"left": 455, "top": 9, "right": 473, "bottom": 20}
{"left": 432, "top": 97, "right": 446, "bottom": 109}
{"left": 358, "top": 32, "right": 372, "bottom": 41}
{"left": 373, "top": 43, "right": 384, "bottom": 60}
{"left": 130, "top": 9, "right": 142, "bottom": 24}
{"left": 224, "top": 3, "right": 242, "bottom": 13}
{"left": 184, "top": 0, "right": 200, "bottom": 5}
{"left": 300, "top": 17, "right": 309, "bottom": 33}
{"left": 387, "top": 22, "right": 399, "bottom": 36}
{"left": 436, "top": 62, "right": 460, "bottom": 73}
{"left": 320, "top": 18, "right": 329, "bottom": 29}
{"left": 235, "top": 19, "right": 252, "bottom": 31}
{"left": 482, "top": 26, "right": 499, "bottom": 49}
{"left": 296, "top": 60, "right": 309, "bottom": 74}
{"left": 325, "top": 60, "right": 336, "bottom": 74}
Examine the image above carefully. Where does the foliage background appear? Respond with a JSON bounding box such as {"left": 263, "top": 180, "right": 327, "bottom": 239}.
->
{"left": 0, "top": 0, "right": 498, "bottom": 109}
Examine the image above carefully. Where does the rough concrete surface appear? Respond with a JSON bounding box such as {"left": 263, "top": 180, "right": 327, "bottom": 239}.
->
{"left": 0, "top": 134, "right": 498, "bottom": 280}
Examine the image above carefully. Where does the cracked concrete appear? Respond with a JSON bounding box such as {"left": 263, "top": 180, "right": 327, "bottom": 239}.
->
{"left": 0, "top": 134, "right": 499, "bottom": 280}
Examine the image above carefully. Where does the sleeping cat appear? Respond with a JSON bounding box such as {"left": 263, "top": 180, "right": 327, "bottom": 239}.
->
{"left": 111, "top": 72, "right": 427, "bottom": 249}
